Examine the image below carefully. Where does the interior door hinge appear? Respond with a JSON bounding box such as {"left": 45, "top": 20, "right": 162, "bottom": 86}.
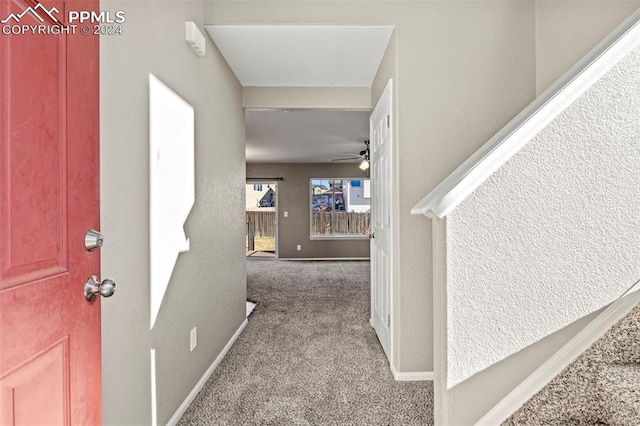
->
{"left": 387, "top": 314, "right": 391, "bottom": 327}
{"left": 387, "top": 115, "right": 390, "bottom": 128}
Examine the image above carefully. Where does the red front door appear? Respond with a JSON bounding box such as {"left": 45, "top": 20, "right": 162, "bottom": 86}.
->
{"left": 0, "top": 0, "right": 101, "bottom": 424}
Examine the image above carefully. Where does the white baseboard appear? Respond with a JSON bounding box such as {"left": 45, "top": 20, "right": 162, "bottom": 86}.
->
{"left": 166, "top": 319, "right": 248, "bottom": 426}
{"left": 278, "top": 257, "right": 370, "bottom": 261}
{"left": 390, "top": 363, "right": 434, "bottom": 381}
{"left": 477, "top": 279, "right": 640, "bottom": 425}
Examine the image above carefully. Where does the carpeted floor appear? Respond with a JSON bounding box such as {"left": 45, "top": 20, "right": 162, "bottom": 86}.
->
{"left": 178, "top": 260, "right": 434, "bottom": 425}
{"left": 504, "top": 304, "right": 640, "bottom": 425}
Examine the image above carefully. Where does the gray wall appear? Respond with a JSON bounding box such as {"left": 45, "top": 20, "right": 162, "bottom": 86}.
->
{"left": 535, "top": 1, "right": 640, "bottom": 94}
{"left": 208, "top": 0, "right": 536, "bottom": 374}
{"left": 247, "top": 163, "right": 371, "bottom": 259}
{"left": 441, "top": 43, "right": 640, "bottom": 426}
{"left": 100, "top": 1, "right": 246, "bottom": 424}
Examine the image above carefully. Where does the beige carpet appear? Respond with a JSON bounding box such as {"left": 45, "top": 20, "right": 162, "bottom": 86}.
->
{"left": 178, "top": 260, "right": 433, "bottom": 425}
{"left": 505, "top": 304, "right": 640, "bottom": 425}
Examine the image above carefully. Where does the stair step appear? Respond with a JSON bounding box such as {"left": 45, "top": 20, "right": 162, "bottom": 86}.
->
{"left": 598, "top": 363, "right": 640, "bottom": 425}
{"left": 596, "top": 306, "right": 640, "bottom": 364}
{"left": 506, "top": 307, "right": 640, "bottom": 425}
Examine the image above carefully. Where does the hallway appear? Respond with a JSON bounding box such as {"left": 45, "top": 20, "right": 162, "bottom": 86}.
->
{"left": 178, "top": 260, "right": 433, "bottom": 424}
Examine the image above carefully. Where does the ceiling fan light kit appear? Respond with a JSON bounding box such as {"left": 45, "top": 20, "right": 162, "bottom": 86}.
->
{"left": 331, "top": 140, "right": 370, "bottom": 171}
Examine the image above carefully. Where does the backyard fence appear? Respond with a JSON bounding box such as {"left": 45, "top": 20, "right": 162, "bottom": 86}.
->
{"left": 246, "top": 210, "right": 275, "bottom": 237}
{"left": 247, "top": 210, "right": 370, "bottom": 238}
{"left": 312, "top": 212, "right": 370, "bottom": 235}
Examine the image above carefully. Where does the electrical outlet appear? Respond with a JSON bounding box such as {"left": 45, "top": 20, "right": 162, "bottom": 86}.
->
{"left": 190, "top": 327, "right": 197, "bottom": 351}
{"left": 296, "top": 244, "right": 301, "bottom": 251}
{"left": 284, "top": 211, "right": 288, "bottom": 217}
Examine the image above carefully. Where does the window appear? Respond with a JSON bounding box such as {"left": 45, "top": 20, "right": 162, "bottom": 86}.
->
{"left": 253, "top": 183, "right": 262, "bottom": 191}
{"left": 310, "top": 179, "right": 370, "bottom": 238}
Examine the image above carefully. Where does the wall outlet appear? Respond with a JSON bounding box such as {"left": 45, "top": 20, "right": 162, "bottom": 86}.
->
{"left": 284, "top": 211, "right": 288, "bottom": 217}
{"left": 190, "top": 327, "right": 197, "bottom": 351}
{"left": 296, "top": 244, "right": 301, "bottom": 251}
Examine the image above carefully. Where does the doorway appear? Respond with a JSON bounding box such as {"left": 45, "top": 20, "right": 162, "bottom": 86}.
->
{"left": 246, "top": 181, "right": 278, "bottom": 259}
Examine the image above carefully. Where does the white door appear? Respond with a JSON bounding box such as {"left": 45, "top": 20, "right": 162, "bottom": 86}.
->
{"left": 370, "top": 80, "right": 393, "bottom": 360}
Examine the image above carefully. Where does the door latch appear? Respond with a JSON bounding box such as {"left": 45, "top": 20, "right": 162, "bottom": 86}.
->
{"left": 84, "top": 276, "right": 116, "bottom": 301}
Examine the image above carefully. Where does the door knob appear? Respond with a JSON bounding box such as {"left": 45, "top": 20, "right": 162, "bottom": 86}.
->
{"left": 85, "top": 229, "right": 104, "bottom": 251}
{"left": 84, "top": 275, "right": 116, "bottom": 301}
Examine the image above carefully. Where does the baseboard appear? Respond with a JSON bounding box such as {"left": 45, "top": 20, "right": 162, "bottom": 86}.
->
{"left": 390, "top": 363, "right": 434, "bottom": 381}
{"left": 278, "top": 257, "right": 370, "bottom": 261}
{"left": 166, "top": 319, "right": 248, "bottom": 426}
{"left": 477, "top": 279, "right": 640, "bottom": 425}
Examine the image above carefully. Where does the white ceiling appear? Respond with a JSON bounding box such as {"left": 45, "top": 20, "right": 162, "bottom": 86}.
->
{"left": 205, "top": 25, "right": 389, "bottom": 163}
{"left": 245, "top": 110, "right": 370, "bottom": 163}
{"left": 204, "top": 26, "right": 394, "bottom": 87}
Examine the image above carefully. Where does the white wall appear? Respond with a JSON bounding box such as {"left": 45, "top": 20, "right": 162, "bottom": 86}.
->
{"left": 345, "top": 180, "right": 370, "bottom": 213}
{"left": 443, "top": 43, "right": 640, "bottom": 422}
{"left": 100, "top": 1, "right": 246, "bottom": 424}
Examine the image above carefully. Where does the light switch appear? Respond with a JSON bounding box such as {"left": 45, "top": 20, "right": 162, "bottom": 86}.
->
{"left": 284, "top": 211, "right": 288, "bottom": 217}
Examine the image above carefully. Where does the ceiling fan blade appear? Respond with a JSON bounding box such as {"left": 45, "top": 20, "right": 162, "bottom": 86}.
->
{"left": 331, "top": 157, "right": 359, "bottom": 161}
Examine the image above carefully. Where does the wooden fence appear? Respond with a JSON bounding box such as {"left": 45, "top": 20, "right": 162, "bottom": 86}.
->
{"left": 246, "top": 210, "right": 275, "bottom": 237}
{"left": 247, "top": 210, "right": 370, "bottom": 237}
{"left": 312, "top": 212, "right": 370, "bottom": 235}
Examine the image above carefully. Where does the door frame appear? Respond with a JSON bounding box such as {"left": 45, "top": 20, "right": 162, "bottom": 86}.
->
{"left": 246, "top": 179, "right": 279, "bottom": 259}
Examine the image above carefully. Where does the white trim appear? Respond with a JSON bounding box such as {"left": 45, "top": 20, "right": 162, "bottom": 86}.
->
{"left": 150, "top": 348, "right": 157, "bottom": 426}
{"left": 476, "top": 279, "right": 640, "bottom": 425}
{"left": 278, "top": 257, "right": 370, "bottom": 261}
{"left": 432, "top": 218, "right": 451, "bottom": 424}
{"left": 390, "top": 363, "right": 434, "bottom": 381}
{"left": 411, "top": 10, "right": 640, "bottom": 219}
{"left": 309, "top": 236, "right": 370, "bottom": 241}
{"left": 166, "top": 319, "right": 248, "bottom": 426}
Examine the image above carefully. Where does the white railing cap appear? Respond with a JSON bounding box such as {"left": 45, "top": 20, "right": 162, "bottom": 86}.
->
{"left": 411, "top": 9, "right": 640, "bottom": 220}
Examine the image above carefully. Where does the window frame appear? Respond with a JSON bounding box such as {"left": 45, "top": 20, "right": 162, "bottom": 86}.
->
{"left": 309, "top": 178, "right": 371, "bottom": 240}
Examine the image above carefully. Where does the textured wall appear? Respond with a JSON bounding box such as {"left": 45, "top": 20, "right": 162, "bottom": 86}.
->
{"left": 446, "top": 45, "right": 640, "bottom": 387}
{"left": 246, "top": 163, "right": 371, "bottom": 259}
{"left": 101, "top": 1, "right": 246, "bottom": 424}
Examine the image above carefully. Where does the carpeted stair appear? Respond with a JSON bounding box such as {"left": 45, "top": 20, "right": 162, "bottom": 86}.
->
{"left": 504, "top": 304, "right": 640, "bottom": 425}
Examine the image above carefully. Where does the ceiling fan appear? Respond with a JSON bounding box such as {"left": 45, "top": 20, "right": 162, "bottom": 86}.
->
{"left": 331, "top": 140, "right": 370, "bottom": 170}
